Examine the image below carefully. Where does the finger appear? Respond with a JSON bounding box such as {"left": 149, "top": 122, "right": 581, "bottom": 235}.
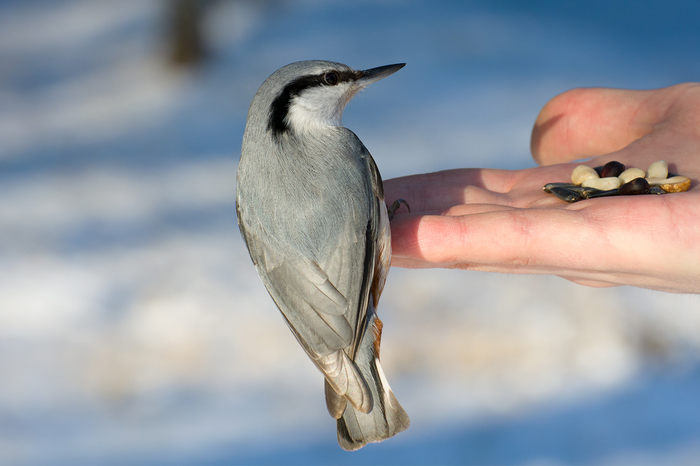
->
{"left": 390, "top": 208, "right": 588, "bottom": 267}
{"left": 442, "top": 203, "right": 518, "bottom": 217}
{"left": 390, "top": 255, "right": 660, "bottom": 290}
{"left": 531, "top": 87, "right": 662, "bottom": 166}
{"left": 390, "top": 195, "right": 672, "bottom": 273}
{"left": 388, "top": 184, "right": 512, "bottom": 214}
{"left": 384, "top": 166, "right": 570, "bottom": 213}
{"left": 390, "top": 256, "right": 618, "bottom": 288}
{"left": 383, "top": 169, "right": 509, "bottom": 209}
{"left": 391, "top": 192, "right": 699, "bottom": 292}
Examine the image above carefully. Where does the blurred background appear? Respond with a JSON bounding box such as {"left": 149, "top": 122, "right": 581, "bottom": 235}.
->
{"left": 1, "top": 0, "right": 700, "bottom": 464}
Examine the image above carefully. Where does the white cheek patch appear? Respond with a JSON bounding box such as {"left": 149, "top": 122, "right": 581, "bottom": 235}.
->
{"left": 286, "top": 83, "right": 358, "bottom": 132}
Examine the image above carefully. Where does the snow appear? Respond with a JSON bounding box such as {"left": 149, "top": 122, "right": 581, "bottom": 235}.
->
{"left": 1, "top": 0, "right": 700, "bottom": 464}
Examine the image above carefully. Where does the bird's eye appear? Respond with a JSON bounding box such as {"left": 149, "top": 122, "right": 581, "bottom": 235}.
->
{"left": 323, "top": 72, "right": 339, "bottom": 85}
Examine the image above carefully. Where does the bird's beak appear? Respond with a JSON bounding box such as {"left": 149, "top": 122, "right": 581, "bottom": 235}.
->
{"left": 357, "top": 63, "right": 405, "bottom": 87}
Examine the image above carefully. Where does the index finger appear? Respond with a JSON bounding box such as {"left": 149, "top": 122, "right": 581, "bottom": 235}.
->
{"left": 383, "top": 164, "right": 573, "bottom": 213}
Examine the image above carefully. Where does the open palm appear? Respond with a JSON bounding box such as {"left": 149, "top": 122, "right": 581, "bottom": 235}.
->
{"left": 385, "top": 84, "right": 700, "bottom": 293}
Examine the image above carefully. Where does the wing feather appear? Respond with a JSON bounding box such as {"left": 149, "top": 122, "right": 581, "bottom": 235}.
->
{"left": 238, "top": 128, "right": 380, "bottom": 416}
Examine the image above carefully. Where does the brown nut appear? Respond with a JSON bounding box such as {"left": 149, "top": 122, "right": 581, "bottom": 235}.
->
{"left": 600, "top": 161, "right": 625, "bottom": 178}
{"left": 618, "top": 177, "right": 650, "bottom": 195}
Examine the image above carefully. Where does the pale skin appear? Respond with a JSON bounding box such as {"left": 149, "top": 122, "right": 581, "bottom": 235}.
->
{"left": 385, "top": 83, "right": 700, "bottom": 294}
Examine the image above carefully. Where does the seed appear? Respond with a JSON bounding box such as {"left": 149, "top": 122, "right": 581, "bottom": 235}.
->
{"left": 600, "top": 161, "right": 626, "bottom": 178}
{"left": 661, "top": 180, "right": 691, "bottom": 193}
{"left": 618, "top": 177, "right": 650, "bottom": 195}
{"left": 582, "top": 188, "right": 619, "bottom": 199}
{"left": 546, "top": 184, "right": 606, "bottom": 198}
{"left": 647, "top": 176, "right": 690, "bottom": 193}
{"left": 581, "top": 176, "right": 623, "bottom": 191}
{"left": 571, "top": 165, "right": 599, "bottom": 185}
{"left": 548, "top": 161, "right": 687, "bottom": 202}
{"left": 569, "top": 186, "right": 606, "bottom": 198}
{"left": 544, "top": 182, "right": 578, "bottom": 193}
{"left": 618, "top": 167, "right": 645, "bottom": 184}
{"left": 646, "top": 160, "right": 668, "bottom": 179}
{"left": 549, "top": 187, "right": 581, "bottom": 202}
{"left": 647, "top": 175, "right": 691, "bottom": 193}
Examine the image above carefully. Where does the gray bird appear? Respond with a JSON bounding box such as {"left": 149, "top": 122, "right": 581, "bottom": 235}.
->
{"left": 236, "top": 60, "right": 409, "bottom": 450}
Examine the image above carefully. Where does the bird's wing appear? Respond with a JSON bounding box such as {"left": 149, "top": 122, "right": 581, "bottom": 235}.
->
{"left": 259, "top": 224, "right": 375, "bottom": 415}
{"left": 238, "top": 136, "right": 381, "bottom": 415}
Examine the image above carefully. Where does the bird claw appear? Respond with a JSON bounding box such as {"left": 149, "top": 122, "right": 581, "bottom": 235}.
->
{"left": 387, "top": 199, "right": 410, "bottom": 221}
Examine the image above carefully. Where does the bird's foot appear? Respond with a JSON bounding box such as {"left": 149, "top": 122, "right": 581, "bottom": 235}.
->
{"left": 387, "top": 199, "right": 410, "bottom": 221}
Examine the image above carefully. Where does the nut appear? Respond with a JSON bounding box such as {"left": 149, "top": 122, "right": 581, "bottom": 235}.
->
{"left": 618, "top": 167, "right": 645, "bottom": 184}
{"left": 581, "top": 177, "right": 623, "bottom": 191}
{"left": 618, "top": 177, "right": 650, "bottom": 195}
{"left": 647, "top": 175, "right": 691, "bottom": 193}
{"left": 646, "top": 160, "right": 668, "bottom": 179}
{"left": 600, "top": 161, "right": 626, "bottom": 178}
{"left": 571, "top": 165, "right": 599, "bottom": 185}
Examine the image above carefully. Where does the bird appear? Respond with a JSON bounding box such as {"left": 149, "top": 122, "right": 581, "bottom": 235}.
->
{"left": 236, "top": 60, "right": 409, "bottom": 451}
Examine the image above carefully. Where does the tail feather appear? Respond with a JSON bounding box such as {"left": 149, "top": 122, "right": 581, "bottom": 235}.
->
{"left": 333, "top": 311, "right": 410, "bottom": 451}
{"left": 324, "top": 378, "right": 347, "bottom": 420}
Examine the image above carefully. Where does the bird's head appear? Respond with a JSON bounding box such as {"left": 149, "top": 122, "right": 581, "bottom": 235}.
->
{"left": 248, "top": 60, "right": 404, "bottom": 140}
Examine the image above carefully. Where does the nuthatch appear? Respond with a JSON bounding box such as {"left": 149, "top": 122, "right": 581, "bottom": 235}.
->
{"left": 237, "top": 60, "right": 409, "bottom": 450}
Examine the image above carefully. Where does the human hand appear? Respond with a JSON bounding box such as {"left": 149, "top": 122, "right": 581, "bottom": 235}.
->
{"left": 385, "top": 83, "right": 700, "bottom": 293}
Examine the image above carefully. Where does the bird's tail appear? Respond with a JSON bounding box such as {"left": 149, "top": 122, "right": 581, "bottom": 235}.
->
{"left": 329, "top": 310, "right": 410, "bottom": 451}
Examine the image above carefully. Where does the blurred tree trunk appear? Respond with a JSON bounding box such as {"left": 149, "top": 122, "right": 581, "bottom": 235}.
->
{"left": 167, "top": 0, "right": 205, "bottom": 66}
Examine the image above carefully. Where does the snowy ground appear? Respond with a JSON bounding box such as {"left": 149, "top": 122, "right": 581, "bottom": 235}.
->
{"left": 1, "top": 1, "right": 700, "bottom": 464}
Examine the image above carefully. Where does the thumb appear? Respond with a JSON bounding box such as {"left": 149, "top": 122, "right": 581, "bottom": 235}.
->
{"left": 530, "top": 87, "right": 663, "bottom": 166}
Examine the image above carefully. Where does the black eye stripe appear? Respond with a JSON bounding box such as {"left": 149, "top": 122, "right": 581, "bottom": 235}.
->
{"left": 267, "top": 69, "right": 362, "bottom": 138}
{"left": 321, "top": 70, "right": 360, "bottom": 86}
